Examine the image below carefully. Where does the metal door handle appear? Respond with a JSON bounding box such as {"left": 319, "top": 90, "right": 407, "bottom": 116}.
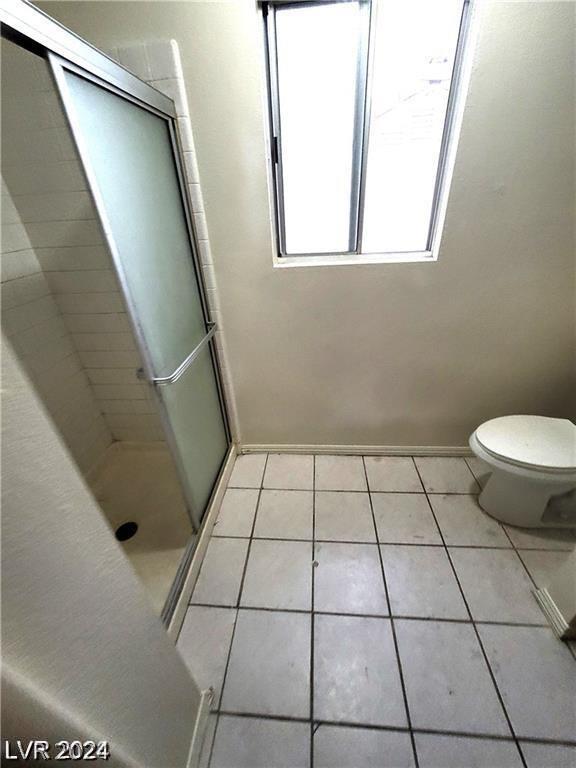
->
{"left": 137, "top": 322, "right": 217, "bottom": 386}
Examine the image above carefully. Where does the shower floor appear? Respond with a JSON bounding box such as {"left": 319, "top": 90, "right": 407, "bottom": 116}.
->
{"left": 88, "top": 441, "right": 193, "bottom": 615}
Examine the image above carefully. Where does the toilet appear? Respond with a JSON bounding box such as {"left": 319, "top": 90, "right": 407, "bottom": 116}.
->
{"left": 469, "top": 415, "right": 576, "bottom": 528}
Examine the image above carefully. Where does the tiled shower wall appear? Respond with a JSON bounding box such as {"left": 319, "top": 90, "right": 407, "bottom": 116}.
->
{"left": 1, "top": 182, "right": 113, "bottom": 472}
{"left": 1, "top": 40, "right": 164, "bottom": 466}
{"left": 110, "top": 39, "right": 240, "bottom": 441}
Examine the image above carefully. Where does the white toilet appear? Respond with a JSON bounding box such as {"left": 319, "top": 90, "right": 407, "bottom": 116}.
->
{"left": 469, "top": 415, "right": 576, "bottom": 528}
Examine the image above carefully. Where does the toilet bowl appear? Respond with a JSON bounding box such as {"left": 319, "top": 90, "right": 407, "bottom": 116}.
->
{"left": 469, "top": 415, "right": 576, "bottom": 528}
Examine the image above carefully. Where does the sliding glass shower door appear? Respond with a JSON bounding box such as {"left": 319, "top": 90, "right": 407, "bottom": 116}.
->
{"left": 49, "top": 57, "right": 229, "bottom": 529}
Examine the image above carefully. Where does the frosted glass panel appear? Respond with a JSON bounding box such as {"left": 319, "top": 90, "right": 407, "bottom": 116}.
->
{"left": 61, "top": 70, "right": 229, "bottom": 524}
{"left": 64, "top": 71, "right": 207, "bottom": 378}
{"left": 362, "top": 0, "right": 464, "bottom": 253}
{"left": 275, "top": 2, "right": 362, "bottom": 254}
{"left": 159, "top": 346, "right": 228, "bottom": 514}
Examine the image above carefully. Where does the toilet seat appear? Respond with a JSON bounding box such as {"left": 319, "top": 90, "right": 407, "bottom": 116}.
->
{"left": 475, "top": 416, "right": 576, "bottom": 474}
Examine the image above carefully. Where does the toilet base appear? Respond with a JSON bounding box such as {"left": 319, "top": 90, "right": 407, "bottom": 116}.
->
{"left": 478, "top": 468, "right": 576, "bottom": 528}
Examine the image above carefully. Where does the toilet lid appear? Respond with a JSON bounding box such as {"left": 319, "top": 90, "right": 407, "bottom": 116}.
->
{"left": 476, "top": 416, "right": 576, "bottom": 471}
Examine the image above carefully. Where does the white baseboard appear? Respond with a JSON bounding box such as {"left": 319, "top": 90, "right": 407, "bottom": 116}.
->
{"left": 534, "top": 588, "right": 575, "bottom": 640}
{"left": 186, "top": 688, "right": 215, "bottom": 768}
{"left": 239, "top": 443, "right": 472, "bottom": 457}
{"left": 167, "top": 444, "right": 238, "bottom": 641}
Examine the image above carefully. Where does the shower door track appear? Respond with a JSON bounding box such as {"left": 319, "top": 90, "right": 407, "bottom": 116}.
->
{"left": 1, "top": 1, "right": 233, "bottom": 627}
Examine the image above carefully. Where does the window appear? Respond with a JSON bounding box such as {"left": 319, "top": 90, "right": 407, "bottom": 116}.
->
{"left": 262, "top": 0, "right": 472, "bottom": 259}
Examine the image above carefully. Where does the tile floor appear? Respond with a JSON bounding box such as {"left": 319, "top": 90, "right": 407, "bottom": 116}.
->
{"left": 178, "top": 454, "right": 576, "bottom": 768}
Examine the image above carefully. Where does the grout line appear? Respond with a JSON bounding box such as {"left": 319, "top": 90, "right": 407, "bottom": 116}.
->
{"left": 214, "top": 710, "right": 576, "bottom": 749}
{"left": 207, "top": 453, "right": 270, "bottom": 760}
{"left": 187, "top": 602, "right": 551, "bottom": 628}
{"left": 411, "top": 458, "right": 529, "bottom": 768}
{"left": 205, "top": 713, "right": 219, "bottom": 768}
{"left": 210, "top": 530, "right": 574, "bottom": 554}
{"left": 362, "top": 455, "right": 420, "bottom": 768}
{"left": 310, "top": 455, "right": 316, "bottom": 768}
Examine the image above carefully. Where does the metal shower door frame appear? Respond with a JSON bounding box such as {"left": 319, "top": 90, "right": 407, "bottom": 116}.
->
{"left": 47, "top": 52, "right": 232, "bottom": 534}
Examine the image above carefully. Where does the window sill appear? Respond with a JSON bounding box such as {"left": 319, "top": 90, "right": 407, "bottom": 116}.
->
{"left": 273, "top": 250, "right": 437, "bottom": 269}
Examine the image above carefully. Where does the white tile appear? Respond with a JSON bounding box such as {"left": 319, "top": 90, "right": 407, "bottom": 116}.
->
{"left": 25, "top": 219, "right": 102, "bottom": 249}
{"left": 197, "top": 240, "right": 212, "bottom": 265}
{"left": 214, "top": 489, "right": 259, "bottom": 537}
{"left": 17, "top": 190, "right": 94, "bottom": 223}
{"left": 46, "top": 269, "right": 118, "bottom": 294}
{"left": 253, "top": 490, "right": 313, "bottom": 540}
{"left": 365, "top": 457, "right": 423, "bottom": 492}
{"left": 202, "top": 265, "right": 217, "bottom": 290}
{"left": 177, "top": 606, "right": 236, "bottom": 706}
{"left": 382, "top": 545, "right": 468, "bottom": 619}
{"left": 263, "top": 453, "right": 314, "bottom": 490}
{"left": 14, "top": 272, "right": 51, "bottom": 305}
{"left": 193, "top": 211, "right": 209, "bottom": 240}
{"left": 36, "top": 245, "right": 110, "bottom": 272}
{"left": 191, "top": 538, "right": 249, "bottom": 607}
{"left": 315, "top": 491, "right": 375, "bottom": 542}
{"left": 241, "top": 540, "right": 312, "bottom": 611}
{"left": 450, "top": 548, "right": 545, "bottom": 624}
{"left": 521, "top": 742, "right": 576, "bottom": 768}
{"left": 183, "top": 151, "right": 201, "bottom": 183}
{"left": 82, "top": 351, "right": 141, "bottom": 370}
{"left": 187, "top": 182, "right": 204, "bottom": 212}
{"left": 1, "top": 223, "right": 31, "bottom": 253}
{"left": 315, "top": 725, "right": 415, "bottom": 768}
{"left": 86, "top": 368, "right": 140, "bottom": 385}
{"left": 105, "top": 413, "right": 162, "bottom": 431}
{"left": 314, "top": 542, "right": 388, "bottom": 616}
{"left": 504, "top": 526, "right": 576, "bottom": 551}
{"left": 1, "top": 249, "right": 38, "bottom": 281}
{"left": 415, "top": 734, "right": 523, "bottom": 768}
{"left": 372, "top": 493, "right": 442, "bottom": 545}
{"left": 72, "top": 333, "right": 134, "bottom": 352}
{"left": 396, "top": 620, "right": 509, "bottom": 736}
{"left": 315, "top": 455, "right": 367, "bottom": 492}
{"left": 429, "top": 494, "right": 510, "bottom": 547}
{"left": 56, "top": 292, "right": 125, "bottom": 315}
{"left": 64, "top": 312, "right": 131, "bottom": 334}
{"left": 92, "top": 384, "right": 147, "bottom": 401}
{"left": 211, "top": 715, "right": 310, "bottom": 768}
{"left": 2, "top": 295, "right": 58, "bottom": 335}
{"left": 414, "top": 457, "right": 479, "bottom": 494}
{"left": 228, "top": 453, "right": 267, "bottom": 488}
{"left": 518, "top": 550, "right": 572, "bottom": 588}
{"left": 314, "top": 614, "right": 406, "bottom": 727}
{"left": 176, "top": 117, "right": 194, "bottom": 152}
{"left": 465, "top": 456, "right": 493, "bottom": 488}
{"left": 100, "top": 400, "right": 154, "bottom": 415}
{"left": 222, "top": 610, "right": 310, "bottom": 718}
{"left": 14, "top": 315, "right": 67, "bottom": 356}
{"left": 479, "top": 625, "right": 576, "bottom": 742}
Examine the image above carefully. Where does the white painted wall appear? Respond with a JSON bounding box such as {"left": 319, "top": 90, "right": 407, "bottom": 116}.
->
{"left": 1, "top": 339, "right": 203, "bottom": 767}
{"left": 40, "top": 0, "right": 576, "bottom": 448}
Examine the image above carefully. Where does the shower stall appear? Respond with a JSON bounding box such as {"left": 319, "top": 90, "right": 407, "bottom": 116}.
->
{"left": 1, "top": 5, "right": 231, "bottom": 623}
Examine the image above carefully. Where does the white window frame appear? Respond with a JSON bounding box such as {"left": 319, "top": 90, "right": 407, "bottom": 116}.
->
{"left": 261, "top": 0, "right": 476, "bottom": 267}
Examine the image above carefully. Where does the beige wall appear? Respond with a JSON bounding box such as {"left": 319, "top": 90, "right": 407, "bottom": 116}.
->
{"left": 39, "top": 0, "right": 576, "bottom": 447}
{"left": 1, "top": 339, "right": 202, "bottom": 767}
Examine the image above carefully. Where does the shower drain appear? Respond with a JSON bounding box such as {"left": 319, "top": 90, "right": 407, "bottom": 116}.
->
{"left": 115, "top": 521, "right": 138, "bottom": 542}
